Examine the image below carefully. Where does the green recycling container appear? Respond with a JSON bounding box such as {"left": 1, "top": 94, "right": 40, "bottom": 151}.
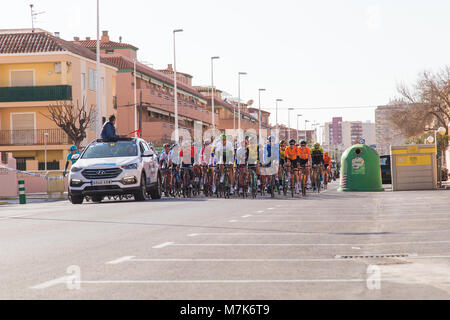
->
{"left": 338, "top": 144, "right": 384, "bottom": 192}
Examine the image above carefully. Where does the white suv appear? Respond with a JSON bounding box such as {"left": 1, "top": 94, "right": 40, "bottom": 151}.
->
{"left": 68, "top": 138, "right": 162, "bottom": 204}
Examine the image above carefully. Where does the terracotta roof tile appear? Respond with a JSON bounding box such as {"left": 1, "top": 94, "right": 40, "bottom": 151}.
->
{"left": 74, "top": 40, "right": 138, "bottom": 50}
{"left": 102, "top": 55, "right": 205, "bottom": 100}
{"left": 0, "top": 32, "right": 117, "bottom": 68}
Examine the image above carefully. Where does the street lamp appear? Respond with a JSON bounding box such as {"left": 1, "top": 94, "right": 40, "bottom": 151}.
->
{"left": 211, "top": 56, "right": 220, "bottom": 129}
{"left": 296, "top": 114, "right": 302, "bottom": 142}
{"left": 435, "top": 127, "right": 446, "bottom": 188}
{"left": 258, "top": 89, "right": 266, "bottom": 140}
{"left": 275, "top": 99, "right": 283, "bottom": 132}
{"left": 173, "top": 29, "right": 183, "bottom": 144}
{"left": 95, "top": 0, "right": 101, "bottom": 138}
{"left": 238, "top": 72, "right": 247, "bottom": 141}
{"left": 44, "top": 132, "right": 49, "bottom": 171}
{"left": 304, "top": 120, "right": 310, "bottom": 143}
{"left": 287, "top": 108, "right": 294, "bottom": 141}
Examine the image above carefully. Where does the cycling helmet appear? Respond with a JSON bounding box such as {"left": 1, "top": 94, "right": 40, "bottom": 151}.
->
{"left": 300, "top": 140, "right": 307, "bottom": 145}
{"left": 289, "top": 139, "right": 296, "bottom": 145}
{"left": 221, "top": 134, "right": 227, "bottom": 140}
{"left": 70, "top": 145, "right": 78, "bottom": 151}
{"left": 163, "top": 143, "right": 170, "bottom": 148}
{"left": 280, "top": 140, "right": 286, "bottom": 145}
{"left": 268, "top": 136, "right": 275, "bottom": 142}
{"left": 314, "top": 142, "right": 321, "bottom": 149}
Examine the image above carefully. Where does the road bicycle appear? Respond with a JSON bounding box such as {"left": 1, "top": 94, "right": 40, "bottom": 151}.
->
{"left": 299, "top": 164, "right": 308, "bottom": 197}
{"left": 311, "top": 164, "right": 322, "bottom": 194}
{"left": 248, "top": 165, "right": 259, "bottom": 199}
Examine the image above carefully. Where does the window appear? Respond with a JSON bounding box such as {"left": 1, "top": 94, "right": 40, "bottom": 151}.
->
{"left": 88, "top": 69, "right": 97, "bottom": 91}
{"left": 106, "top": 49, "right": 114, "bottom": 54}
{"left": 10, "top": 113, "right": 36, "bottom": 145}
{"left": 10, "top": 70, "right": 34, "bottom": 87}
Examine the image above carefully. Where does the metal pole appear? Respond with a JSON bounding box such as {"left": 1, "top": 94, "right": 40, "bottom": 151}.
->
{"left": 211, "top": 59, "right": 215, "bottom": 129}
{"left": 238, "top": 74, "right": 241, "bottom": 141}
{"left": 96, "top": 0, "right": 101, "bottom": 138}
{"left": 173, "top": 29, "right": 183, "bottom": 144}
{"left": 44, "top": 133, "right": 48, "bottom": 171}
{"left": 211, "top": 56, "right": 219, "bottom": 129}
{"left": 134, "top": 59, "right": 137, "bottom": 137}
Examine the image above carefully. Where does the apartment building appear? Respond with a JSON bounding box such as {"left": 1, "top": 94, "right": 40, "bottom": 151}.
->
{"left": 195, "top": 86, "right": 260, "bottom": 133}
{"left": 0, "top": 29, "right": 117, "bottom": 170}
{"left": 375, "top": 104, "right": 409, "bottom": 155}
{"left": 323, "top": 117, "right": 376, "bottom": 153}
{"left": 74, "top": 31, "right": 217, "bottom": 145}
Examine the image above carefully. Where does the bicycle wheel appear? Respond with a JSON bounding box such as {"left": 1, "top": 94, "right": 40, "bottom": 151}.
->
{"left": 316, "top": 170, "right": 321, "bottom": 194}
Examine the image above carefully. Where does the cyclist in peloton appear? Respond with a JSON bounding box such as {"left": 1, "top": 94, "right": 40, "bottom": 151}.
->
{"left": 246, "top": 136, "right": 260, "bottom": 193}
{"left": 285, "top": 139, "right": 299, "bottom": 193}
{"left": 262, "top": 136, "right": 279, "bottom": 193}
{"left": 211, "top": 134, "right": 235, "bottom": 195}
{"left": 297, "top": 140, "right": 311, "bottom": 190}
{"left": 323, "top": 152, "right": 332, "bottom": 183}
{"left": 310, "top": 142, "right": 325, "bottom": 191}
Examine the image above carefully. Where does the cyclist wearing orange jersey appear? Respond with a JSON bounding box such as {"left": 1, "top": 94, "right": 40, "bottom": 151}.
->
{"left": 285, "top": 140, "right": 299, "bottom": 168}
{"left": 297, "top": 140, "right": 312, "bottom": 189}
{"left": 323, "top": 152, "right": 332, "bottom": 183}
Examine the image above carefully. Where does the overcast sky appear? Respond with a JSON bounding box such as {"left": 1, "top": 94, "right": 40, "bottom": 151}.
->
{"left": 2, "top": 0, "right": 450, "bottom": 130}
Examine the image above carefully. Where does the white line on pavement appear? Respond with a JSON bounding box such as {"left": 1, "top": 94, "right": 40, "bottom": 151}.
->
{"left": 106, "top": 256, "right": 136, "bottom": 265}
{"left": 125, "top": 258, "right": 359, "bottom": 262}
{"left": 242, "top": 215, "right": 252, "bottom": 218}
{"left": 31, "top": 276, "right": 71, "bottom": 290}
{"left": 226, "top": 218, "right": 450, "bottom": 223}
{"left": 229, "top": 220, "right": 238, "bottom": 223}
{"left": 152, "top": 242, "right": 175, "bottom": 249}
{"left": 188, "top": 233, "right": 199, "bottom": 237}
{"left": 169, "top": 240, "right": 450, "bottom": 247}
{"left": 255, "top": 211, "right": 265, "bottom": 214}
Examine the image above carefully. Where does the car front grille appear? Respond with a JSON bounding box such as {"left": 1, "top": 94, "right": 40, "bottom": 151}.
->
{"left": 82, "top": 168, "right": 123, "bottom": 180}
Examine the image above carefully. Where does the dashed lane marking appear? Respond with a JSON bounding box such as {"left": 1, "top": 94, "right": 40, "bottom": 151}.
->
{"left": 152, "top": 242, "right": 174, "bottom": 249}
{"left": 106, "top": 256, "right": 136, "bottom": 265}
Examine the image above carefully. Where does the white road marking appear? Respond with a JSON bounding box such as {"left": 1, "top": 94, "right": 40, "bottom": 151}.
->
{"left": 255, "top": 211, "right": 265, "bottom": 214}
{"left": 106, "top": 256, "right": 136, "bottom": 265}
{"left": 169, "top": 240, "right": 450, "bottom": 247}
{"left": 267, "top": 208, "right": 275, "bottom": 210}
{"left": 124, "top": 258, "right": 359, "bottom": 262}
{"left": 229, "top": 220, "right": 238, "bottom": 223}
{"left": 33, "top": 278, "right": 437, "bottom": 286}
{"left": 352, "top": 247, "right": 361, "bottom": 250}
{"left": 31, "top": 276, "right": 71, "bottom": 290}
{"left": 242, "top": 215, "right": 252, "bottom": 218}
{"left": 226, "top": 218, "right": 450, "bottom": 223}
{"left": 152, "top": 242, "right": 174, "bottom": 249}
{"left": 188, "top": 233, "right": 199, "bottom": 237}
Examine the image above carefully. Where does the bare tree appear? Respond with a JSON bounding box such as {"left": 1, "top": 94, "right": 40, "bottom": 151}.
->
{"left": 41, "top": 99, "right": 94, "bottom": 148}
{"left": 393, "top": 66, "right": 450, "bottom": 135}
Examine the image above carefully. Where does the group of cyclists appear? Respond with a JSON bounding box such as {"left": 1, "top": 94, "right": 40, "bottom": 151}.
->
{"left": 158, "top": 134, "right": 337, "bottom": 198}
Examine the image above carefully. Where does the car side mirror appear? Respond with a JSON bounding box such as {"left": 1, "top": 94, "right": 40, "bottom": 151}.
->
{"left": 143, "top": 150, "right": 154, "bottom": 157}
{"left": 71, "top": 154, "right": 80, "bottom": 161}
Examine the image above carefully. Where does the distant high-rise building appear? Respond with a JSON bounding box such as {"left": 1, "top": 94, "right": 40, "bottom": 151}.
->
{"left": 375, "top": 104, "right": 409, "bottom": 155}
{"left": 323, "top": 117, "right": 375, "bottom": 154}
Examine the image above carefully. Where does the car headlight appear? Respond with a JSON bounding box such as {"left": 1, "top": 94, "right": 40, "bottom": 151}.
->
{"left": 121, "top": 163, "right": 138, "bottom": 170}
{"left": 71, "top": 166, "right": 83, "bottom": 172}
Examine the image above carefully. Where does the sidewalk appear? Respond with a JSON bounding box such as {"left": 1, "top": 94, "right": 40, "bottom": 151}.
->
{"left": 0, "top": 193, "right": 68, "bottom": 205}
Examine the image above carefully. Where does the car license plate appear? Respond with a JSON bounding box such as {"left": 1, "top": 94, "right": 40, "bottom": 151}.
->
{"left": 92, "top": 180, "right": 112, "bottom": 186}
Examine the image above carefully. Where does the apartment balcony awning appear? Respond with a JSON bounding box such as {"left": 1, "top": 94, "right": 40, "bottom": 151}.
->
{"left": 0, "top": 85, "right": 72, "bottom": 102}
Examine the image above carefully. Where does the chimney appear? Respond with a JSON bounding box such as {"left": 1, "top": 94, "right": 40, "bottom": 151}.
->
{"left": 101, "top": 30, "right": 109, "bottom": 42}
{"left": 167, "top": 64, "right": 173, "bottom": 71}
{"left": 86, "top": 36, "right": 91, "bottom": 41}
{"left": 73, "top": 36, "right": 80, "bottom": 41}
{"left": 54, "top": 32, "right": 60, "bottom": 38}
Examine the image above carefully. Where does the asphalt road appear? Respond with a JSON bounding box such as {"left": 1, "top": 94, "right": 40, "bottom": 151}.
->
{"left": 0, "top": 182, "right": 449, "bottom": 300}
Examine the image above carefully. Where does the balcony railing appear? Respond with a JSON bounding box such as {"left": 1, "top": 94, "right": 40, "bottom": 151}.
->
{"left": 0, "top": 85, "right": 72, "bottom": 102}
{"left": 0, "top": 129, "right": 69, "bottom": 146}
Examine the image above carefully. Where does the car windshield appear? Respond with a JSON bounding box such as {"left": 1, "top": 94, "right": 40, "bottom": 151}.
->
{"left": 82, "top": 141, "right": 138, "bottom": 159}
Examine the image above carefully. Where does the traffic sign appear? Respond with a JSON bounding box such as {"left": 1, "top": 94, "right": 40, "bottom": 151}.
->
{"left": 359, "top": 138, "right": 366, "bottom": 145}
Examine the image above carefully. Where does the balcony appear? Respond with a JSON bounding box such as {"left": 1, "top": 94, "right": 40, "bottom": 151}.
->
{"left": 0, "top": 85, "right": 72, "bottom": 103}
{"left": 0, "top": 129, "right": 69, "bottom": 146}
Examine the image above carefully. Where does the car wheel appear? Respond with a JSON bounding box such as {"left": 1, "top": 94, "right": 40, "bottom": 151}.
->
{"left": 135, "top": 173, "right": 148, "bottom": 202}
{"left": 69, "top": 191, "right": 84, "bottom": 205}
{"left": 149, "top": 173, "right": 162, "bottom": 200}
{"left": 91, "top": 195, "right": 103, "bottom": 203}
